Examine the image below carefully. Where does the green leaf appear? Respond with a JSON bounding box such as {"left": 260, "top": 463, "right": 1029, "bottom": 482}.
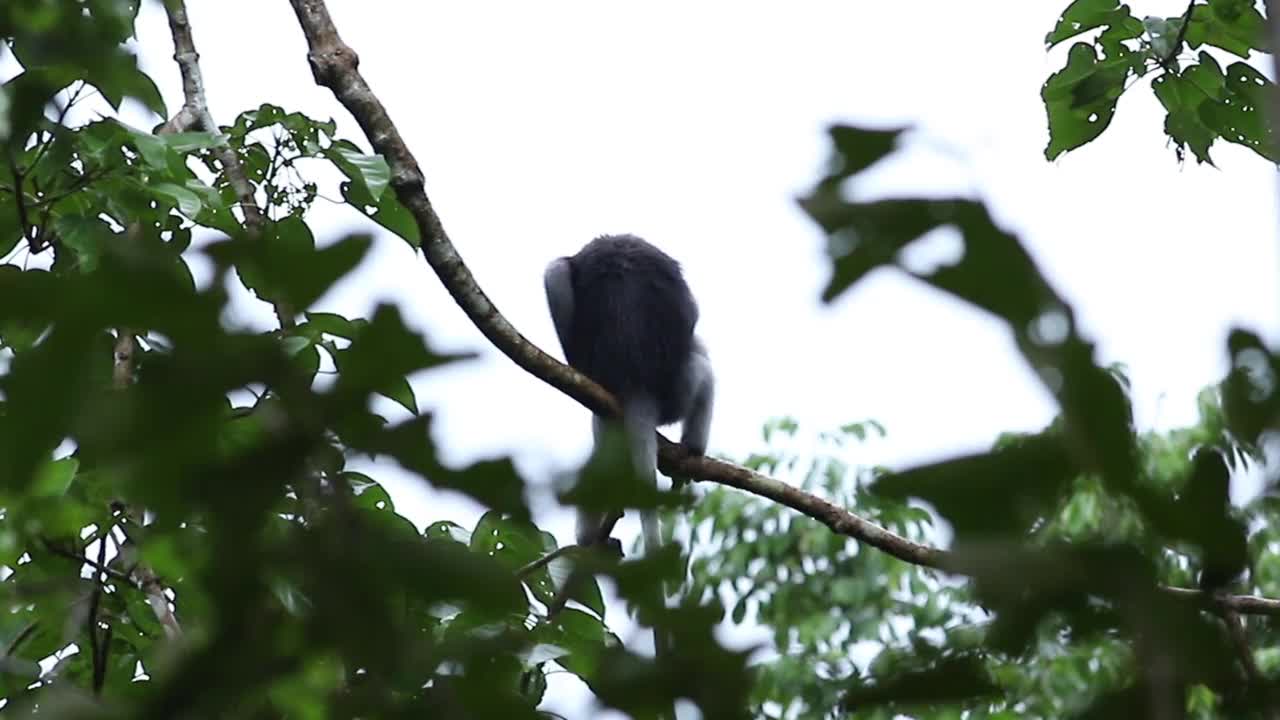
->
{"left": 210, "top": 225, "right": 373, "bottom": 312}
{"left": 341, "top": 178, "right": 421, "bottom": 247}
{"left": 1185, "top": 0, "right": 1267, "bottom": 58}
{"left": 52, "top": 215, "right": 111, "bottom": 272}
{"left": 1045, "top": 0, "right": 1140, "bottom": 48}
{"left": 1198, "top": 61, "right": 1280, "bottom": 162}
{"left": 328, "top": 144, "right": 391, "bottom": 201}
{"left": 281, "top": 335, "right": 313, "bottom": 356}
{"left": 348, "top": 472, "right": 395, "bottom": 513}
{"left": 377, "top": 376, "right": 418, "bottom": 415}
{"left": 130, "top": 129, "right": 172, "bottom": 170}
{"left": 1042, "top": 42, "right": 1133, "bottom": 159}
{"left": 303, "top": 311, "right": 361, "bottom": 340}
{"left": 162, "top": 130, "right": 227, "bottom": 154}
{"left": 874, "top": 435, "right": 1076, "bottom": 539}
{"left": 1152, "top": 53, "right": 1225, "bottom": 164}
{"left": 425, "top": 520, "right": 472, "bottom": 545}
{"left": 331, "top": 303, "right": 467, "bottom": 411}
{"left": 32, "top": 457, "right": 79, "bottom": 497}
{"left": 543, "top": 608, "right": 611, "bottom": 678}
{"left": 341, "top": 415, "right": 530, "bottom": 518}
{"left": 471, "top": 511, "right": 550, "bottom": 571}
{"left": 843, "top": 654, "right": 999, "bottom": 710}
{"left": 151, "top": 181, "right": 204, "bottom": 218}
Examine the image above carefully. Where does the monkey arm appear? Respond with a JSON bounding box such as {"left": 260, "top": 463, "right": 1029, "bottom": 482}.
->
{"left": 543, "top": 258, "right": 575, "bottom": 356}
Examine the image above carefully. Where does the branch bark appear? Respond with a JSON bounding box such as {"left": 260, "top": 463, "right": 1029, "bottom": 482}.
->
{"left": 283, "top": 0, "right": 1280, "bottom": 619}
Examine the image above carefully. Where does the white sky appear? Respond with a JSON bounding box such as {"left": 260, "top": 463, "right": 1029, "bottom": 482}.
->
{"left": 22, "top": 1, "right": 1280, "bottom": 717}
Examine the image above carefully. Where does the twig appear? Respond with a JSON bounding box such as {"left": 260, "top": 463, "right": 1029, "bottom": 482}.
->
{"left": 516, "top": 544, "right": 580, "bottom": 580}
{"left": 1157, "top": 1, "right": 1197, "bottom": 71}
{"left": 5, "top": 623, "right": 37, "bottom": 657}
{"left": 40, "top": 538, "right": 137, "bottom": 587}
{"left": 132, "top": 556, "right": 183, "bottom": 640}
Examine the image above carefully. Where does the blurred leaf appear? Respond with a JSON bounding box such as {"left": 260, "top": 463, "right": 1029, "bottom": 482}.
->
{"left": 843, "top": 654, "right": 999, "bottom": 711}
{"left": 211, "top": 222, "right": 372, "bottom": 312}
{"left": 31, "top": 457, "right": 78, "bottom": 497}
{"left": 875, "top": 434, "right": 1076, "bottom": 539}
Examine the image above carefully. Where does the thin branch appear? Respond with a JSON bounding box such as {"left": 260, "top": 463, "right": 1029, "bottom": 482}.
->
{"left": 516, "top": 544, "right": 580, "bottom": 580}
{"left": 1222, "top": 606, "right": 1271, "bottom": 710}
{"left": 88, "top": 528, "right": 110, "bottom": 695}
{"left": 1160, "top": 586, "right": 1280, "bottom": 616}
{"left": 1157, "top": 1, "right": 1197, "bottom": 71}
{"left": 160, "top": 0, "right": 293, "bottom": 328}
{"left": 5, "top": 623, "right": 38, "bottom": 657}
{"left": 284, "top": 0, "right": 1280, "bottom": 620}
{"left": 111, "top": 253, "right": 181, "bottom": 639}
{"left": 41, "top": 538, "right": 136, "bottom": 587}
{"left": 129, "top": 549, "right": 184, "bottom": 640}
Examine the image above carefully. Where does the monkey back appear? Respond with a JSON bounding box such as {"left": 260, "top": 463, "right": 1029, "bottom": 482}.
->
{"left": 564, "top": 235, "right": 699, "bottom": 425}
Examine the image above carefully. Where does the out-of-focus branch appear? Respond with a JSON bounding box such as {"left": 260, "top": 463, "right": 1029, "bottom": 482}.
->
{"left": 1221, "top": 606, "right": 1272, "bottom": 715}
{"left": 160, "top": 0, "right": 293, "bottom": 328}
{"left": 88, "top": 526, "right": 111, "bottom": 695}
{"left": 112, "top": 328, "right": 138, "bottom": 388}
{"left": 134, "top": 565, "right": 183, "bottom": 640}
{"left": 111, "top": 328, "right": 184, "bottom": 639}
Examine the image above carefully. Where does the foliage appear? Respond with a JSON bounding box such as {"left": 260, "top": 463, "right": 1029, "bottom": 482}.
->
{"left": 777, "top": 121, "right": 1280, "bottom": 718}
{"left": 689, "top": 399, "right": 1280, "bottom": 719}
{"left": 1042, "top": 0, "right": 1277, "bottom": 164}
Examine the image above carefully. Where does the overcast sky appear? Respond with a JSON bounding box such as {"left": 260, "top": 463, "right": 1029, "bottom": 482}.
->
{"left": 92, "top": 1, "right": 1280, "bottom": 716}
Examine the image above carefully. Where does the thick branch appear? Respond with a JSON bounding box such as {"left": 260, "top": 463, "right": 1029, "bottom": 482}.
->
{"left": 285, "top": 1, "right": 613, "bottom": 412}
{"left": 284, "top": 0, "right": 1280, "bottom": 618}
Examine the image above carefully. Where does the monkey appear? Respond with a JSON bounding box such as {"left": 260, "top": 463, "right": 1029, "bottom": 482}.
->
{"left": 543, "top": 234, "right": 715, "bottom": 553}
{"left": 1184, "top": 447, "right": 1248, "bottom": 592}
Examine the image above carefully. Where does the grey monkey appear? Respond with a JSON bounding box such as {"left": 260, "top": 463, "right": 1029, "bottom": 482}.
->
{"left": 544, "top": 234, "right": 714, "bottom": 551}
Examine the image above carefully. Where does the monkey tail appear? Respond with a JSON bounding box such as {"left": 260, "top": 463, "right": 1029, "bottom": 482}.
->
{"left": 642, "top": 509, "right": 677, "bottom": 720}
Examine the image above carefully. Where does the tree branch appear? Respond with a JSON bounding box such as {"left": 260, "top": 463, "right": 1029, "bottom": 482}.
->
{"left": 284, "top": 0, "right": 1280, "bottom": 619}
{"left": 1157, "top": 1, "right": 1197, "bottom": 71}
{"left": 160, "top": 0, "right": 294, "bottom": 328}
{"left": 88, "top": 527, "right": 110, "bottom": 695}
